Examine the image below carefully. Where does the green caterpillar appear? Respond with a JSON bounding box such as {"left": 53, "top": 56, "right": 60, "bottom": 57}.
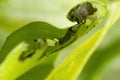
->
{"left": 0, "top": 1, "right": 107, "bottom": 62}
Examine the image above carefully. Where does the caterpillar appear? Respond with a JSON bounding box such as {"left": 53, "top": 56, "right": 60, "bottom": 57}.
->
{"left": 0, "top": 1, "right": 107, "bottom": 62}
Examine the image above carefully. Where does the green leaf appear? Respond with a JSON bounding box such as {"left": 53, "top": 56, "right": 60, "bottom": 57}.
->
{"left": 0, "top": 21, "right": 67, "bottom": 63}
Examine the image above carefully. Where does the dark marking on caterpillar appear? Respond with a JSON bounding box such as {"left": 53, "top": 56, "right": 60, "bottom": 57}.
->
{"left": 68, "top": 2, "right": 97, "bottom": 24}
{"left": 59, "top": 24, "right": 81, "bottom": 44}
{"left": 34, "top": 39, "right": 37, "bottom": 42}
{"left": 59, "top": 29, "right": 75, "bottom": 44}
{"left": 69, "top": 27, "right": 76, "bottom": 33}
{"left": 19, "top": 50, "right": 35, "bottom": 61}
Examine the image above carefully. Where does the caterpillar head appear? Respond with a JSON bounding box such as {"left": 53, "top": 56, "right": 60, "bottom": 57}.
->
{"left": 67, "top": 1, "right": 107, "bottom": 24}
{"left": 67, "top": 2, "right": 97, "bottom": 23}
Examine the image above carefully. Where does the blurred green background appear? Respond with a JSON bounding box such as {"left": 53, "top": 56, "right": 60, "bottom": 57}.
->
{"left": 0, "top": 0, "right": 120, "bottom": 80}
